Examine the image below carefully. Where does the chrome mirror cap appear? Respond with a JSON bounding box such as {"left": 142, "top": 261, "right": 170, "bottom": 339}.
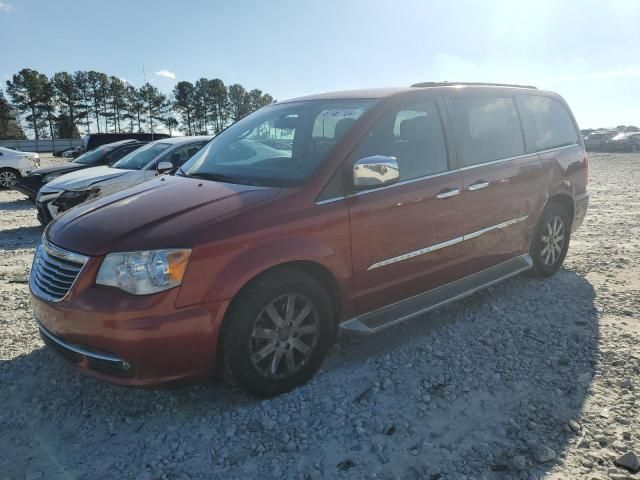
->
{"left": 353, "top": 155, "right": 400, "bottom": 189}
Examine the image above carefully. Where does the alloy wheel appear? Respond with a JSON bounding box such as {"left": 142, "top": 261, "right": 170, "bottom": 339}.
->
{"left": 0, "top": 171, "right": 17, "bottom": 188}
{"left": 249, "top": 293, "right": 320, "bottom": 379}
{"left": 540, "top": 215, "right": 565, "bottom": 267}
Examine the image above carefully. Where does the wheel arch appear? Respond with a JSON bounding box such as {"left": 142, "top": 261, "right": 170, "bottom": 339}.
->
{"left": 0, "top": 166, "right": 21, "bottom": 175}
{"left": 546, "top": 193, "right": 574, "bottom": 225}
{"left": 225, "top": 260, "right": 343, "bottom": 324}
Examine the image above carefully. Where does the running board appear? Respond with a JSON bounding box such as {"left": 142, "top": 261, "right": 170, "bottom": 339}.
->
{"left": 340, "top": 254, "right": 533, "bottom": 335}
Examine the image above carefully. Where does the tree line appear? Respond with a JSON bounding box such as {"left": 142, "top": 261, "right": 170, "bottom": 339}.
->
{"left": 1, "top": 68, "right": 275, "bottom": 141}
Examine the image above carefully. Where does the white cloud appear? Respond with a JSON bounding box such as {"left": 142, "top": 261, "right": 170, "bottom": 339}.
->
{"left": 154, "top": 69, "right": 176, "bottom": 79}
{"left": 0, "top": 2, "right": 14, "bottom": 12}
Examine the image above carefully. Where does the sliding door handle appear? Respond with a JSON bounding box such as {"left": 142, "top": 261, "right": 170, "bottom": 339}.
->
{"left": 468, "top": 181, "right": 490, "bottom": 191}
{"left": 436, "top": 188, "right": 461, "bottom": 199}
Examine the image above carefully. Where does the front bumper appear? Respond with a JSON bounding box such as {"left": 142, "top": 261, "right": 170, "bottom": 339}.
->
{"left": 35, "top": 190, "right": 62, "bottom": 225}
{"left": 35, "top": 201, "right": 52, "bottom": 225}
{"left": 12, "top": 179, "right": 41, "bottom": 201}
{"left": 31, "top": 257, "right": 230, "bottom": 386}
{"left": 38, "top": 321, "right": 132, "bottom": 377}
{"left": 572, "top": 192, "right": 589, "bottom": 232}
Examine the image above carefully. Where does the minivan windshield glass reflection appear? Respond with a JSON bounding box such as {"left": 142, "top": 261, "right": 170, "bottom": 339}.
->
{"left": 179, "top": 99, "right": 377, "bottom": 187}
{"left": 113, "top": 142, "right": 171, "bottom": 170}
{"left": 73, "top": 147, "right": 107, "bottom": 165}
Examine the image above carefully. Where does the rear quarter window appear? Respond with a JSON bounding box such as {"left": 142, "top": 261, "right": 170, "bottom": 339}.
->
{"left": 447, "top": 97, "right": 525, "bottom": 167}
{"left": 517, "top": 95, "right": 579, "bottom": 152}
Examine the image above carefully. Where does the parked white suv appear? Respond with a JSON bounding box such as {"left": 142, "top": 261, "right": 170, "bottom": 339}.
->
{"left": 0, "top": 147, "right": 40, "bottom": 188}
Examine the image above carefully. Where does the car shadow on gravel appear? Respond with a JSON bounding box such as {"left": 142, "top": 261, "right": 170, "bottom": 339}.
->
{"left": 0, "top": 196, "right": 34, "bottom": 211}
{"left": 331, "top": 268, "right": 599, "bottom": 476}
{"left": 1, "top": 268, "right": 598, "bottom": 479}
{"left": 0, "top": 225, "right": 43, "bottom": 251}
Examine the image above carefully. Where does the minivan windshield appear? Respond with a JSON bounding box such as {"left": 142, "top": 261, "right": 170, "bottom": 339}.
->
{"left": 178, "top": 99, "right": 377, "bottom": 187}
{"left": 73, "top": 147, "right": 107, "bottom": 165}
{"left": 113, "top": 142, "right": 172, "bottom": 170}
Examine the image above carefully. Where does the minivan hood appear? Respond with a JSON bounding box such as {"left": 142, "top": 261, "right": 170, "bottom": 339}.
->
{"left": 47, "top": 175, "right": 280, "bottom": 256}
{"left": 44, "top": 166, "right": 130, "bottom": 191}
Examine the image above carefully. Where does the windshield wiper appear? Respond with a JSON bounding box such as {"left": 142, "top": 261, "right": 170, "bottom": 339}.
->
{"left": 183, "top": 172, "right": 257, "bottom": 186}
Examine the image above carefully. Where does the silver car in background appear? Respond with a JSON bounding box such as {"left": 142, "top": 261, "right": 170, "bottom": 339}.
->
{"left": 36, "top": 136, "right": 211, "bottom": 223}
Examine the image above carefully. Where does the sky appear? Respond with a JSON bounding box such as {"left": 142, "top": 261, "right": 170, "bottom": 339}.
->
{"left": 1, "top": 0, "right": 640, "bottom": 129}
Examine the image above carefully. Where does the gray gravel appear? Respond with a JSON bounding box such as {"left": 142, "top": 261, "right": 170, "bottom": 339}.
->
{"left": 1, "top": 153, "right": 639, "bottom": 479}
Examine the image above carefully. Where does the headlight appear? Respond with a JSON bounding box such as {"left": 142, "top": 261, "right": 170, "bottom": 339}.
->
{"left": 96, "top": 249, "right": 191, "bottom": 295}
{"left": 43, "top": 172, "right": 65, "bottom": 183}
{"left": 59, "top": 188, "right": 100, "bottom": 202}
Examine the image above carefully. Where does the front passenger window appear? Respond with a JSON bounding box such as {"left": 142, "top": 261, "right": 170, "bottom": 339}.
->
{"left": 352, "top": 100, "right": 448, "bottom": 181}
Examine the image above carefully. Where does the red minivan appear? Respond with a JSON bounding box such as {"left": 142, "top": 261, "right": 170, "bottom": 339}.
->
{"left": 30, "top": 83, "right": 589, "bottom": 397}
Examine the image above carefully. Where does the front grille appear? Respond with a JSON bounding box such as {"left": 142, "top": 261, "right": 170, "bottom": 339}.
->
{"left": 30, "top": 237, "right": 88, "bottom": 302}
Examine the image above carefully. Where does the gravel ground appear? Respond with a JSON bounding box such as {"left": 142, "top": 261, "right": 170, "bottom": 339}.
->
{"left": 0, "top": 153, "right": 638, "bottom": 480}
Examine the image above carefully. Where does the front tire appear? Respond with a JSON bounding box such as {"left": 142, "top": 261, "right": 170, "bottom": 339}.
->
{"left": 220, "top": 267, "right": 336, "bottom": 397}
{"left": 0, "top": 168, "right": 19, "bottom": 189}
{"left": 530, "top": 202, "right": 571, "bottom": 277}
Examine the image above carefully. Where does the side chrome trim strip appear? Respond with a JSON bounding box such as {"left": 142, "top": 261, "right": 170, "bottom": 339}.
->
{"left": 37, "top": 320, "right": 128, "bottom": 366}
{"left": 318, "top": 144, "right": 580, "bottom": 203}
{"left": 367, "top": 215, "right": 528, "bottom": 271}
{"left": 535, "top": 143, "right": 580, "bottom": 155}
{"left": 368, "top": 236, "right": 464, "bottom": 271}
{"left": 315, "top": 196, "right": 345, "bottom": 206}
{"left": 462, "top": 215, "right": 529, "bottom": 241}
{"left": 458, "top": 143, "right": 579, "bottom": 172}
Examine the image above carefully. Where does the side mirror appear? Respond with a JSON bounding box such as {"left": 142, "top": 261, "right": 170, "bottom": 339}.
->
{"left": 353, "top": 155, "right": 399, "bottom": 189}
{"left": 156, "top": 161, "right": 174, "bottom": 175}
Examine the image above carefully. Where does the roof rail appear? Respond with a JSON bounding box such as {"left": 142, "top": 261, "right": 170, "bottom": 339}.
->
{"left": 411, "top": 81, "right": 537, "bottom": 90}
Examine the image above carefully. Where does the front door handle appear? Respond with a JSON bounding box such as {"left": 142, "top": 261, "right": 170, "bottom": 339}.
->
{"left": 468, "top": 181, "right": 490, "bottom": 191}
{"left": 436, "top": 188, "right": 461, "bottom": 199}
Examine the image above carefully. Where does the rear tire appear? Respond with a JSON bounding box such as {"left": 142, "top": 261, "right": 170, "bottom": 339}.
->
{"left": 0, "top": 168, "right": 19, "bottom": 189}
{"left": 220, "top": 267, "right": 336, "bottom": 398}
{"left": 530, "top": 202, "right": 571, "bottom": 277}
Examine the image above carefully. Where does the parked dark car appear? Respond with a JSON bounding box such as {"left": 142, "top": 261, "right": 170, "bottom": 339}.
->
{"left": 603, "top": 132, "right": 640, "bottom": 152}
{"left": 52, "top": 147, "right": 82, "bottom": 158}
{"left": 83, "top": 133, "right": 170, "bottom": 152}
{"left": 583, "top": 131, "right": 616, "bottom": 151}
{"left": 62, "top": 147, "right": 83, "bottom": 158}
{"left": 14, "top": 140, "right": 145, "bottom": 201}
{"left": 30, "top": 83, "right": 588, "bottom": 397}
